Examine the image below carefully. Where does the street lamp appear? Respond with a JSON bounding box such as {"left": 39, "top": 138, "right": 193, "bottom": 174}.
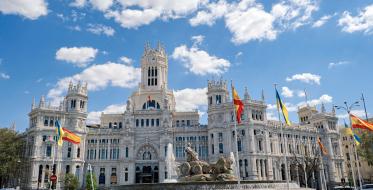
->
{"left": 334, "top": 100, "right": 362, "bottom": 190}
{"left": 17, "top": 160, "right": 21, "bottom": 190}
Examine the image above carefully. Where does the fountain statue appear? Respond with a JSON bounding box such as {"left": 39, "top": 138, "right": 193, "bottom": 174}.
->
{"left": 164, "top": 143, "right": 178, "bottom": 183}
{"left": 178, "top": 143, "right": 237, "bottom": 182}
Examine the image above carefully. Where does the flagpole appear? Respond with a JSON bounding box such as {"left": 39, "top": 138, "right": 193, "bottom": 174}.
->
{"left": 231, "top": 81, "right": 241, "bottom": 189}
{"left": 361, "top": 93, "right": 369, "bottom": 121}
{"left": 347, "top": 109, "right": 363, "bottom": 190}
{"left": 274, "top": 84, "right": 289, "bottom": 190}
{"left": 318, "top": 149, "right": 327, "bottom": 190}
{"left": 348, "top": 143, "right": 357, "bottom": 190}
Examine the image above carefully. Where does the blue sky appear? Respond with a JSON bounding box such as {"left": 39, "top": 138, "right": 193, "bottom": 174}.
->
{"left": 0, "top": 0, "right": 372, "bottom": 131}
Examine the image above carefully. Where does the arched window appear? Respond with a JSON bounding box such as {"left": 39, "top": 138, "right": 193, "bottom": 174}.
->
{"left": 113, "top": 122, "right": 117, "bottom": 128}
{"left": 109, "top": 122, "right": 112, "bottom": 128}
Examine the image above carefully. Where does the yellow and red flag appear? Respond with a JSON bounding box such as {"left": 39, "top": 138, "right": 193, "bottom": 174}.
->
{"left": 232, "top": 85, "right": 244, "bottom": 124}
{"left": 350, "top": 114, "right": 373, "bottom": 132}
{"left": 317, "top": 137, "right": 328, "bottom": 155}
{"left": 62, "top": 128, "right": 81, "bottom": 144}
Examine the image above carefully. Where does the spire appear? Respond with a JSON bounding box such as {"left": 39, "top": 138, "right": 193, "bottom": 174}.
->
{"left": 31, "top": 97, "right": 36, "bottom": 109}
{"left": 39, "top": 95, "right": 45, "bottom": 108}
{"left": 321, "top": 103, "right": 326, "bottom": 113}
{"left": 9, "top": 122, "right": 16, "bottom": 131}
{"left": 332, "top": 104, "right": 336, "bottom": 115}
{"left": 244, "top": 86, "right": 250, "bottom": 100}
{"left": 261, "top": 89, "right": 265, "bottom": 101}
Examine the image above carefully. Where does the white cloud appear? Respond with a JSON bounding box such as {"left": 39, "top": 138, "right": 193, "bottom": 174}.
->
{"left": 119, "top": 56, "right": 133, "bottom": 65}
{"left": 105, "top": 9, "right": 161, "bottom": 29}
{"left": 87, "top": 103, "right": 126, "bottom": 125}
{"left": 172, "top": 44, "right": 230, "bottom": 76}
{"left": 225, "top": 1, "right": 276, "bottom": 44}
{"left": 0, "top": 0, "right": 48, "bottom": 20}
{"left": 338, "top": 4, "right": 373, "bottom": 34}
{"left": 191, "top": 35, "right": 205, "bottom": 46}
{"left": 55, "top": 47, "right": 98, "bottom": 67}
{"left": 266, "top": 111, "right": 278, "bottom": 121}
{"left": 281, "top": 86, "right": 294, "bottom": 98}
{"left": 337, "top": 109, "right": 369, "bottom": 119}
{"left": 174, "top": 88, "right": 207, "bottom": 112}
{"left": 0, "top": 73, "right": 10, "bottom": 79}
{"left": 105, "top": 0, "right": 206, "bottom": 29}
{"left": 297, "top": 90, "right": 306, "bottom": 97}
{"left": 87, "top": 24, "right": 115, "bottom": 36}
{"left": 90, "top": 0, "right": 113, "bottom": 11}
{"left": 271, "top": 0, "right": 319, "bottom": 30}
{"left": 70, "top": 0, "right": 86, "bottom": 8}
{"left": 297, "top": 94, "right": 333, "bottom": 107}
{"left": 189, "top": 0, "right": 228, "bottom": 26}
{"left": 286, "top": 73, "right": 321, "bottom": 85}
{"left": 189, "top": 0, "right": 319, "bottom": 44}
{"left": 47, "top": 62, "right": 141, "bottom": 105}
{"left": 312, "top": 15, "right": 332, "bottom": 28}
{"left": 328, "top": 61, "right": 350, "bottom": 69}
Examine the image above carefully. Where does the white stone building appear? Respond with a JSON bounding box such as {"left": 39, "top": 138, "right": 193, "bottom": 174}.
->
{"left": 23, "top": 43, "right": 346, "bottom": 189}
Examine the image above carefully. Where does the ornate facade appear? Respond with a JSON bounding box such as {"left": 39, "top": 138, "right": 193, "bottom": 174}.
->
{"left": 23, "top": 43, "right": 346, "bottom": 189}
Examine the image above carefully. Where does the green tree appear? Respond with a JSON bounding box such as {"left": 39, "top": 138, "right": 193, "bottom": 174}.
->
{"left": 85, "top": 173, "right": 97, "bottom": 190}
{"left": 64, "top": 173, "right": 79, "bottom": 190}
{"left": 0, "top": 128, "right": 25, "bottom": 188}
{"left": 357, "top": 132, "right": 373, "bottom": 166}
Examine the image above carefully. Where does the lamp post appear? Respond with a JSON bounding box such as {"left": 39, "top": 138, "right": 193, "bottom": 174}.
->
{"left": 335, "top": 101, "right": 363, "bottom": 190}
{"left": 17, "top": 160, "right": 21, "bottom": 190}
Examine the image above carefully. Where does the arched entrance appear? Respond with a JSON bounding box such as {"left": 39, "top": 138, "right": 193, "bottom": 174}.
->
{"left": 135, "top": 144, "right": 159, "bottom": 183}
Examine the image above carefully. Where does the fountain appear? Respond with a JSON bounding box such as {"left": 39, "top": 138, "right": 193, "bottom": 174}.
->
{"left": 113, "top": 143, "right": 304, "bottom": 190}
{"left": 164, "top": 143, "right": 178, "bottom": 183}
{"left": 178, "top": 143, "right": 237, "bottom": 182}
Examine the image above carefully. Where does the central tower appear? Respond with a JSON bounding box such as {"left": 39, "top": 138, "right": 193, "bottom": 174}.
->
{"left": 140, "top": 42, "right": 168, "bottom": 91}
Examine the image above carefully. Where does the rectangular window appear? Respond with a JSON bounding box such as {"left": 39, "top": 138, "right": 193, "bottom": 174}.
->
{"left": 46, "top": 145, "right": 52, "bottom": 157}
{"left": 187, "top": 120, "right": 190, "bottom": 126}
{"left": 77, "top": 148, "right": 80, "bottom": 158}
{"left": 219, "top": 143, "right": 223, "bottom": 154}
{"left": 156, "top": 119, "right": 160, "bottom": 126}
{"left": 146, "top": 119, "right": 149, "bottom": 126}
{"left": 125, "top": 172, "right": 128, "bottom": 181}
{"left": 67, "top": 147, "right": 71, "bottom": 158}
{"left": 151, "top": 119, "right": 154, "bottom": 126}
{"left": 211, "top": 144, "right": 214, "bottom": 154}
{"left": 155, "top": 78, "right": 157, "bottom": 86}
{"left": 126, "top": 147, "right": 128, "bottom": 158}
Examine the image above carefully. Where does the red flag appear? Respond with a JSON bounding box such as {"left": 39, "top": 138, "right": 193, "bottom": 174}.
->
{"left": 232, "top": 86, "right": 244, "bottom": 124}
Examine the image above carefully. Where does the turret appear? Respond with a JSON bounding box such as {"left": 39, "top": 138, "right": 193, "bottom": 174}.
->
{"left": 65, "top": 81, "right": 88, "bottom": 113}
{"left": 140, "top": 42, "right": 168, "bottom": 91}
{"left": 207, "top": 79, "right": 229, "bottom": 108}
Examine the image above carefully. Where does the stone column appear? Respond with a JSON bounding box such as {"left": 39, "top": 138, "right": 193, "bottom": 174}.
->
{"left": 248, "top": 128, "right": 255, "bottom": 153}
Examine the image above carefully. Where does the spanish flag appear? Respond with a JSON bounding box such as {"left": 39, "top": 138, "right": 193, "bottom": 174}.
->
{"left": 350, "top": 114, "right": 373, "bottom": 132}
{"left": 232, "top": 85, "right": 244, "bottom": 124}
{"left": 344, "top": 121, "right": 362, "bottom": 146}
{"left": 55, "top": 120, "right": 65, "bottom": 146}
{"left": 275, "top": 88, "right": 291, "bottom": 126}
{"left": 62, "top": 128, "right": 81, "bottom": 144}
{"left": 317, "top": 137, "right": 328, "bottom": 155}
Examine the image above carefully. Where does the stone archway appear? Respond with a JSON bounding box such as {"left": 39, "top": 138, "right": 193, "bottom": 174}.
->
{"left": 136, "top": 144, "right": 158, "bottom": 161}
{"left": 135, "top": 144, "right": 159, "bottom": 183}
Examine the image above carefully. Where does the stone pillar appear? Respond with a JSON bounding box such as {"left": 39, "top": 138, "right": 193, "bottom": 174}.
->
{"left": 248, "top": 128, "right": 255, "bottom": 153}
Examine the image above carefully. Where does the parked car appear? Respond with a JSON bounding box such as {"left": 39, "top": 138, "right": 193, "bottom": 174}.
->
{"left": 363, "top": 184, "right": 373, "bottom": 190}
{"left": 333, "top": 186, "right": 354, "bottom": 190}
